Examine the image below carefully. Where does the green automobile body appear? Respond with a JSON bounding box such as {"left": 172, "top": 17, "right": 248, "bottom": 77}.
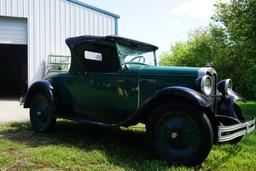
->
{"left": 24, "top": 35, "right": 255, "bottom": 166}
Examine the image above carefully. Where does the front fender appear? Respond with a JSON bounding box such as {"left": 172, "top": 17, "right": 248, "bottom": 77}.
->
{"left": 229, "top": 90, "right": 246, "bottom": 102}
{"left": 142, "top": 86, "right": 210, "bottom": 108}
{"left": 120, "top": 86, "right": 211, "bottom": 126}
{"left": 217, "top": 90, "right": 246, "bottom": 120}
{"left": 24, "top": 80, "right": 56, "bottom": 109}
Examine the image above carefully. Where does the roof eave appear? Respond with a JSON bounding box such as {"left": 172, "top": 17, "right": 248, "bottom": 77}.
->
{"left": 66, "top": 0, "right": 120, "bottom": 19}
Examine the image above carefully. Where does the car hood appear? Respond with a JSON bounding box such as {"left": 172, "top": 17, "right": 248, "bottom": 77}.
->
{"left": 134, "top": 65, "right": 199, "bottom": 77}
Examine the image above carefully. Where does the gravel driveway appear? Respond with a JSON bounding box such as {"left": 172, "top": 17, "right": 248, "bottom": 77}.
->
{"left": 0, "top": 98, "right": 29, "bottom": 123}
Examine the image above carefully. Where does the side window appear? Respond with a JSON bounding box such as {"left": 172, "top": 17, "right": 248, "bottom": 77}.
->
{"left": 74, "top": 43, "right": 119, "bottom": 72}
{"left": 84, "top": 51, "right": 103, "bottom": 61}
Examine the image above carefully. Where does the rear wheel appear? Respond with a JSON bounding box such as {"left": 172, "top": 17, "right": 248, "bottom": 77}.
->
{"left": 146, "top": 102, "right": 213, "bottom": 166}
{"left": 30, "top": 93, "right": 56, "bottom": 132}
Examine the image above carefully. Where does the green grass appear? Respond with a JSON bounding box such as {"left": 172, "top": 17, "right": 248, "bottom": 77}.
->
{"left": 0, "top": 101, "right": 255, "bottom": 170}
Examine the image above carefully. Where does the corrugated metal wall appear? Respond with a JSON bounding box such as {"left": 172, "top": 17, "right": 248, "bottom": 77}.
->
{"left": 0, "top": 0, "right": 117, "bottom": 85}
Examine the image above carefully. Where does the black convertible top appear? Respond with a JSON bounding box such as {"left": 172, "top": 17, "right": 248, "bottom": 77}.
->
{"left": 66, "top": 35, "right": 158, "bottom": 74}
{"left": 65, "top": 35, "right": 158, "bottom": 51}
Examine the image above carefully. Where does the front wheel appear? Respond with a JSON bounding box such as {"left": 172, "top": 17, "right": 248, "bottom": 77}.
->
{"left": 30, "top": 93, "right": 56, "bottom": 132}
{"left": 146, "top": 102, "right": 213, "bottom": 166}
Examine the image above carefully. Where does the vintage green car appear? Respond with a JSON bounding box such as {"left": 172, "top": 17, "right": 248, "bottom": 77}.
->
{"left": 24, "top": 35, "right": 255, "bottom": 166}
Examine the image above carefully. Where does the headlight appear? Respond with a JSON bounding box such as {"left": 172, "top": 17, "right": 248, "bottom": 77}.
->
{"left": 201, "top": 75, "right": 213, "bottom": 96}
{"left": 217, "top": 79, "right": 233, "bottom": 95}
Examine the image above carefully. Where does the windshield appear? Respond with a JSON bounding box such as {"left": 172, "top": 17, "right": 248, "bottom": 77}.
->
{"left": 116, "top": 42, "right": 156, "bottom": 66}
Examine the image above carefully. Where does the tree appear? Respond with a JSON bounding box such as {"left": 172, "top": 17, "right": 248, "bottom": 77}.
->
{"left": 160, "top": 28, "right": 213, "bottom": 67}
{"left": 160, "top": 0, "right": 256, "bottom": 98}
{"left": 214, "top": 0, "right": 256, "bottom": 97}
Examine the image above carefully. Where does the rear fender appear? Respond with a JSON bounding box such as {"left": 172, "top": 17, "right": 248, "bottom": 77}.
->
{"left": 24, "top": 80, "right": 57, "bottom": 113}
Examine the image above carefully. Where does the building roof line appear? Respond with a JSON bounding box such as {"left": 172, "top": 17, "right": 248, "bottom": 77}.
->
{"left": 67, "top": 0, "right": 120, "bottom": 19}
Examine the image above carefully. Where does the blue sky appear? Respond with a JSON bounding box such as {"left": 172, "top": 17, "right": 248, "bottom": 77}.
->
{"left": 81, "top": 0, "right": 224, "bottom": 55}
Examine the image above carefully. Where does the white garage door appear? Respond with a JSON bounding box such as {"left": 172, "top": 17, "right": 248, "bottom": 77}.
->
{"left": 0, "top": 17, "right": 27, "bottom": 45}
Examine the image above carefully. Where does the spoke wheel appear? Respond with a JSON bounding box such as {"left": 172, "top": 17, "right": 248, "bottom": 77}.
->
{"left": 157, "top": 112, "right": 200, "bottom": 158}
{"left": 30, "top": 93, "right": 56, "bottom": 132}
{"left": 146, "top": 101, "right": 213, "bottom": 166}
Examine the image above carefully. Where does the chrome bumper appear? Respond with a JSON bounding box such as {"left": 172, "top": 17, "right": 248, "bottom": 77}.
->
{"left": 218, "top": 118, "right": 255, "bottom": 142}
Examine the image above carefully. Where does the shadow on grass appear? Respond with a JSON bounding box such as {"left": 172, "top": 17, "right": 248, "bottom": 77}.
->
{"left": 0, "top": 121, "right": 165, "bottom": 170}
{"left": 0, "top": 120, "right": 248, "bottom": 170}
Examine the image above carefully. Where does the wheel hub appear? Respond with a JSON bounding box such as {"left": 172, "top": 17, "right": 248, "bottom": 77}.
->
{"left": 34, "top": 102, "right": 50, "bottom": 125}
{"left": 157, "top": 113, "right": 200, "bottom": 156}
{"left": 36, "top": 111, "right": 43, "bottom": 116}
{"left": 171, "top": 132, "right": 179, "bottom": 139}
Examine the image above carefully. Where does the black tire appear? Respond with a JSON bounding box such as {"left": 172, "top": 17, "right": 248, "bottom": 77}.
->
{"left": 146, "top": 101, "right": 213, "bottom": 166}
{"left": 30, "top": 93, "right": 56, "bottom": 132}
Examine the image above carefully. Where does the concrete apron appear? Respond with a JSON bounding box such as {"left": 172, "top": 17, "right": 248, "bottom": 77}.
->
{"left": 0, "top": 98, "right": 29, "bottom": 123}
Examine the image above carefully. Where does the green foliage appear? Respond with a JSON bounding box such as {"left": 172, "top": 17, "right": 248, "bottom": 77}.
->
{"left": 160, "top": 0, "right": 256, "bottom": 98}
{"left": 159, "top": 28, "right": 213, "bottom": 67}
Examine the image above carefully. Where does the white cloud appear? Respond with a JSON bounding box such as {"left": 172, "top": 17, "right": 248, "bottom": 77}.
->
{"left": 169, "top": 0, "right": 218, "bottom": 19}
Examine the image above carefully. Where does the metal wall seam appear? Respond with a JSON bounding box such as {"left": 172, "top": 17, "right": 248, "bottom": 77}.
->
{"left": 115, "top": 18, "right": 118, "bottom": 35}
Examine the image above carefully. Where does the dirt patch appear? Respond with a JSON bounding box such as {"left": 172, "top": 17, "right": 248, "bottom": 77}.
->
{"left": 0, "top": 98, "right": 29, "bottom": 123}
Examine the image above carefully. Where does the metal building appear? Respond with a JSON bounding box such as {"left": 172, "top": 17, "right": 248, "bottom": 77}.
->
{"left": 0, "top": 0, "right": 119, "bottom": 97}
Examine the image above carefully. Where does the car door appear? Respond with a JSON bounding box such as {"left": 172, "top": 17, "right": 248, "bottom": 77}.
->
{"left": 65, "top": 46, "right": 138, "bottom": 123}
{"left": 86, "top": 69, "right": 138, "bottom": 122}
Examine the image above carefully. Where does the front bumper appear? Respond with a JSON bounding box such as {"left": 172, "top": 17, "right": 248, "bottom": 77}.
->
{"left": 218, "top": 117, "right": 255, "bottom": 142}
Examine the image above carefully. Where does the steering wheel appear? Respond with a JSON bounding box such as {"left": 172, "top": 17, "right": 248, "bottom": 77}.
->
{"left": 130, "top": 56, "right": 146, "bottom": 63}
{"left": 121, "top": 61, "right": 148, "bottom": 70}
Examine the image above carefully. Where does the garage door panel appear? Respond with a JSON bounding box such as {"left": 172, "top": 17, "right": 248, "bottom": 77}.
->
{"left": 0, "top": 33, "right": 27, "bottom": 40}
{"left": 0, "top": 17, "right": 27, "bottom": 45}
{"left": 0, "top": 25, "right": 27, "bottom": 31}
{"left": 0, "top": 29, "right": 27, "bottom": 35}
{"left": 0, "top": 39, "right": 27, "bottom": 45}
